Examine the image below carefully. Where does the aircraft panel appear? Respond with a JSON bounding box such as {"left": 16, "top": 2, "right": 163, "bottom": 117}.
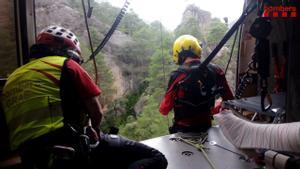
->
{"left": 141, "top": 126, "right": 258, "bottom": 169}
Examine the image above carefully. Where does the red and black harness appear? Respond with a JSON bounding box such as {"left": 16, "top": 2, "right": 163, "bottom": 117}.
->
{"left": 169, "top": 62, "right": 223, "bottom": 128}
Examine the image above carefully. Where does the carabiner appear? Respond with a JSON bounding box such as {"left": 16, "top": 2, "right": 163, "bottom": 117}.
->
{"left": 261, "top": 90, "right": 272, "bottom": 111}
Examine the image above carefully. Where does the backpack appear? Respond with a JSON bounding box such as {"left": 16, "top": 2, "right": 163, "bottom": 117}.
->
{"left": 173, "top": 63, "right": 219, "bottom": 120}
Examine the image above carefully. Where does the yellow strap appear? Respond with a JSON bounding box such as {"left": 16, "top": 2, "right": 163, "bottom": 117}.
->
{"left": 178, "top": 137, "right": 216, "bottom": 169}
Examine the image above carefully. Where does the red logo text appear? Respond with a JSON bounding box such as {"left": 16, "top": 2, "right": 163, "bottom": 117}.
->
{"left": 263, "top": 5, "right": 297, "bottom": 17}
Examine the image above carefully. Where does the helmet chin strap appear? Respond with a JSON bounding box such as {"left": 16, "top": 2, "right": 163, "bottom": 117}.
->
{"left": 66, "top": 50, "right": 83, "bottom": 65}
{"left": 178, "top": 55, "right": 186, "bottom": 65}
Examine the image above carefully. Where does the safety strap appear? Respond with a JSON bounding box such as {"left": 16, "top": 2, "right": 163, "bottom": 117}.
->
{"left": 171, "top": 133, "right": 216, "bottom": 169}
{"left": 249, "top": 17, "right": 273, "bottom": 112}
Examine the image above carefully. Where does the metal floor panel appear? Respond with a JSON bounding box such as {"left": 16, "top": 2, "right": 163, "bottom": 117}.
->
{"left": 141, "top": 126, "right": 258, "bottom": 169}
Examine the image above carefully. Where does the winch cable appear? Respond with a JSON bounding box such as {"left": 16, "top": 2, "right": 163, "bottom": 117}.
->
{"left": 87, "top": 0, "right": 93, "bottom": 18}
{"left": 197, "top": 3, "right": 256, "bottom": 71}
{"left": 160, "top": 22, "right": 167, "bottom": 88}
{"left": 87, "top": 0, "right": 130, "bottom": 61}
{"left": 159, "top": 21, "right": 170, "bottom": 128}
{"left": 81, "top": 0, "right": 99, "bottom": 84}
{"left": 235, "top": 26, "right": 243, "bottom": 91}
{"left": 224, "top": 26, "right": 239, "bottom": 75}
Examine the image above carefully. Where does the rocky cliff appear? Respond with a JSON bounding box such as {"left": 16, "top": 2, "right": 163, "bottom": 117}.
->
{"left": 182, "top": 4, "right": 212, "bottom": 31}
{"left": 35, "top": 0, "right": 135, "bottom": 100}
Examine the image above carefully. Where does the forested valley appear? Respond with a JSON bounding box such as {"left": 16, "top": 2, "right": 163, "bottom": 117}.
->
{"left": 35, "top": 0, "right": 238, "bottom": 140}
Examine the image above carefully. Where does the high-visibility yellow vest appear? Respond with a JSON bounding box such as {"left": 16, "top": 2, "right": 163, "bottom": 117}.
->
{"left": 2, "top": 56, "right": 67, "bottom": 150}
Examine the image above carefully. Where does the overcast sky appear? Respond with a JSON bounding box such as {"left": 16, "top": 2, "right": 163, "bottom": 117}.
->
{"left": 97, "top": 0, "right": 245, "bottom": 30}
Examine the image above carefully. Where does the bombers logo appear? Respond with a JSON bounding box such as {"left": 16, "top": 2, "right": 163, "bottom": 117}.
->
{"left": 263, "top": 5, "right": 297, "bottom": 18}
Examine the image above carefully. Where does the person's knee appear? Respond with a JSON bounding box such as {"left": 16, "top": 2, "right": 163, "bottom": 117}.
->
{"left": 152, "top": 149, "right": 168, "bottom": 169}
{"left": 99, "top": 135, "right": 168, "bottom": 169}
{"left": 127, "top": 148, "right": 168, "bottom": 169}
{"left": 126, "top": 155, "right": 168, "bottom": 169}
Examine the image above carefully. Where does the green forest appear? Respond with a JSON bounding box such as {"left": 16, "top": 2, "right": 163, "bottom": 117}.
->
{"left": 60, "top": 0, "right": 239, "bottom": 141}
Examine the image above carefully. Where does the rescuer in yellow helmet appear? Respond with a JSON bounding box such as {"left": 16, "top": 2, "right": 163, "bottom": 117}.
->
{"left": 160, "top": 34, "right": 234, "bottom": 133}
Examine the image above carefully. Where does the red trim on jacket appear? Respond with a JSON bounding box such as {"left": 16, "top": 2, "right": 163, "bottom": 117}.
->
{"left": 159, "top": 73, "right": 187, "bottom": 115}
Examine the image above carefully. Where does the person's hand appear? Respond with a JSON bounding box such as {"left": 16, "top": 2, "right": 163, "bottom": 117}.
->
{"left": 211, "top": 99, "right": 222, "bottom": 115}
{"left": 85, "top": 126, "right": 100, "bottom": 144}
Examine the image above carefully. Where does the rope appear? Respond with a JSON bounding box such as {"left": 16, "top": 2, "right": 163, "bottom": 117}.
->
{"left": 81, "top": 0, "right": 99, "bottom": 85}
{"left": 224, "top": 27, "right": 239, "bottom": 75}
{"left": 160, "top": 22, "right": 167, "bottom": 87}
{"left": 178, "top": 137, "right": 216, "bottom": 169}
{"left": 199, "top": 3, "right": 256, "bottom": 69}
{"left": 235, "top": 26, "right": 243, "bottom": 91}
{"left": 159, "top": 22, "right": 170, "bottom": 128}
{"left": 88, "top": 0, "right": 130, "bottom": 61}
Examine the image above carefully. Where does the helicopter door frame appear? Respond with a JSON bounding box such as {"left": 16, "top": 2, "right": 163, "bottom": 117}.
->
{"left": 0, "top": 0, "right": 35, "bottom": 89}
{"left": 0, "top": 0, "right": 36, "bottom": 160}
{"left": 14, "top": 0, "right": 36, "bottom": 66}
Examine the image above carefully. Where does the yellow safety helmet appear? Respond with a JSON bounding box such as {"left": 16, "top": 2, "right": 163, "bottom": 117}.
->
{"left": 172, "top": 35, "right": 202, "bottom": 65}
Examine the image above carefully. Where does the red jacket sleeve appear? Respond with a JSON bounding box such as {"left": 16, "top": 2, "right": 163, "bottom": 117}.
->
{"left": 65, "top": 59, "right": 101, "bottom": 99}
{"left": 159, "top": 73, "right": 187, "bottom": 116}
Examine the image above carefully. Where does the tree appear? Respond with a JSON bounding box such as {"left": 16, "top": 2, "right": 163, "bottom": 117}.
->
{"left": 119, "top": 11, "right": 145, "bottom": 36}
{"left": 207, "top": 18, "right": 228, "bottom": 48}
{"left": 119, "top": 46, "right": 176, "bottom": 140}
